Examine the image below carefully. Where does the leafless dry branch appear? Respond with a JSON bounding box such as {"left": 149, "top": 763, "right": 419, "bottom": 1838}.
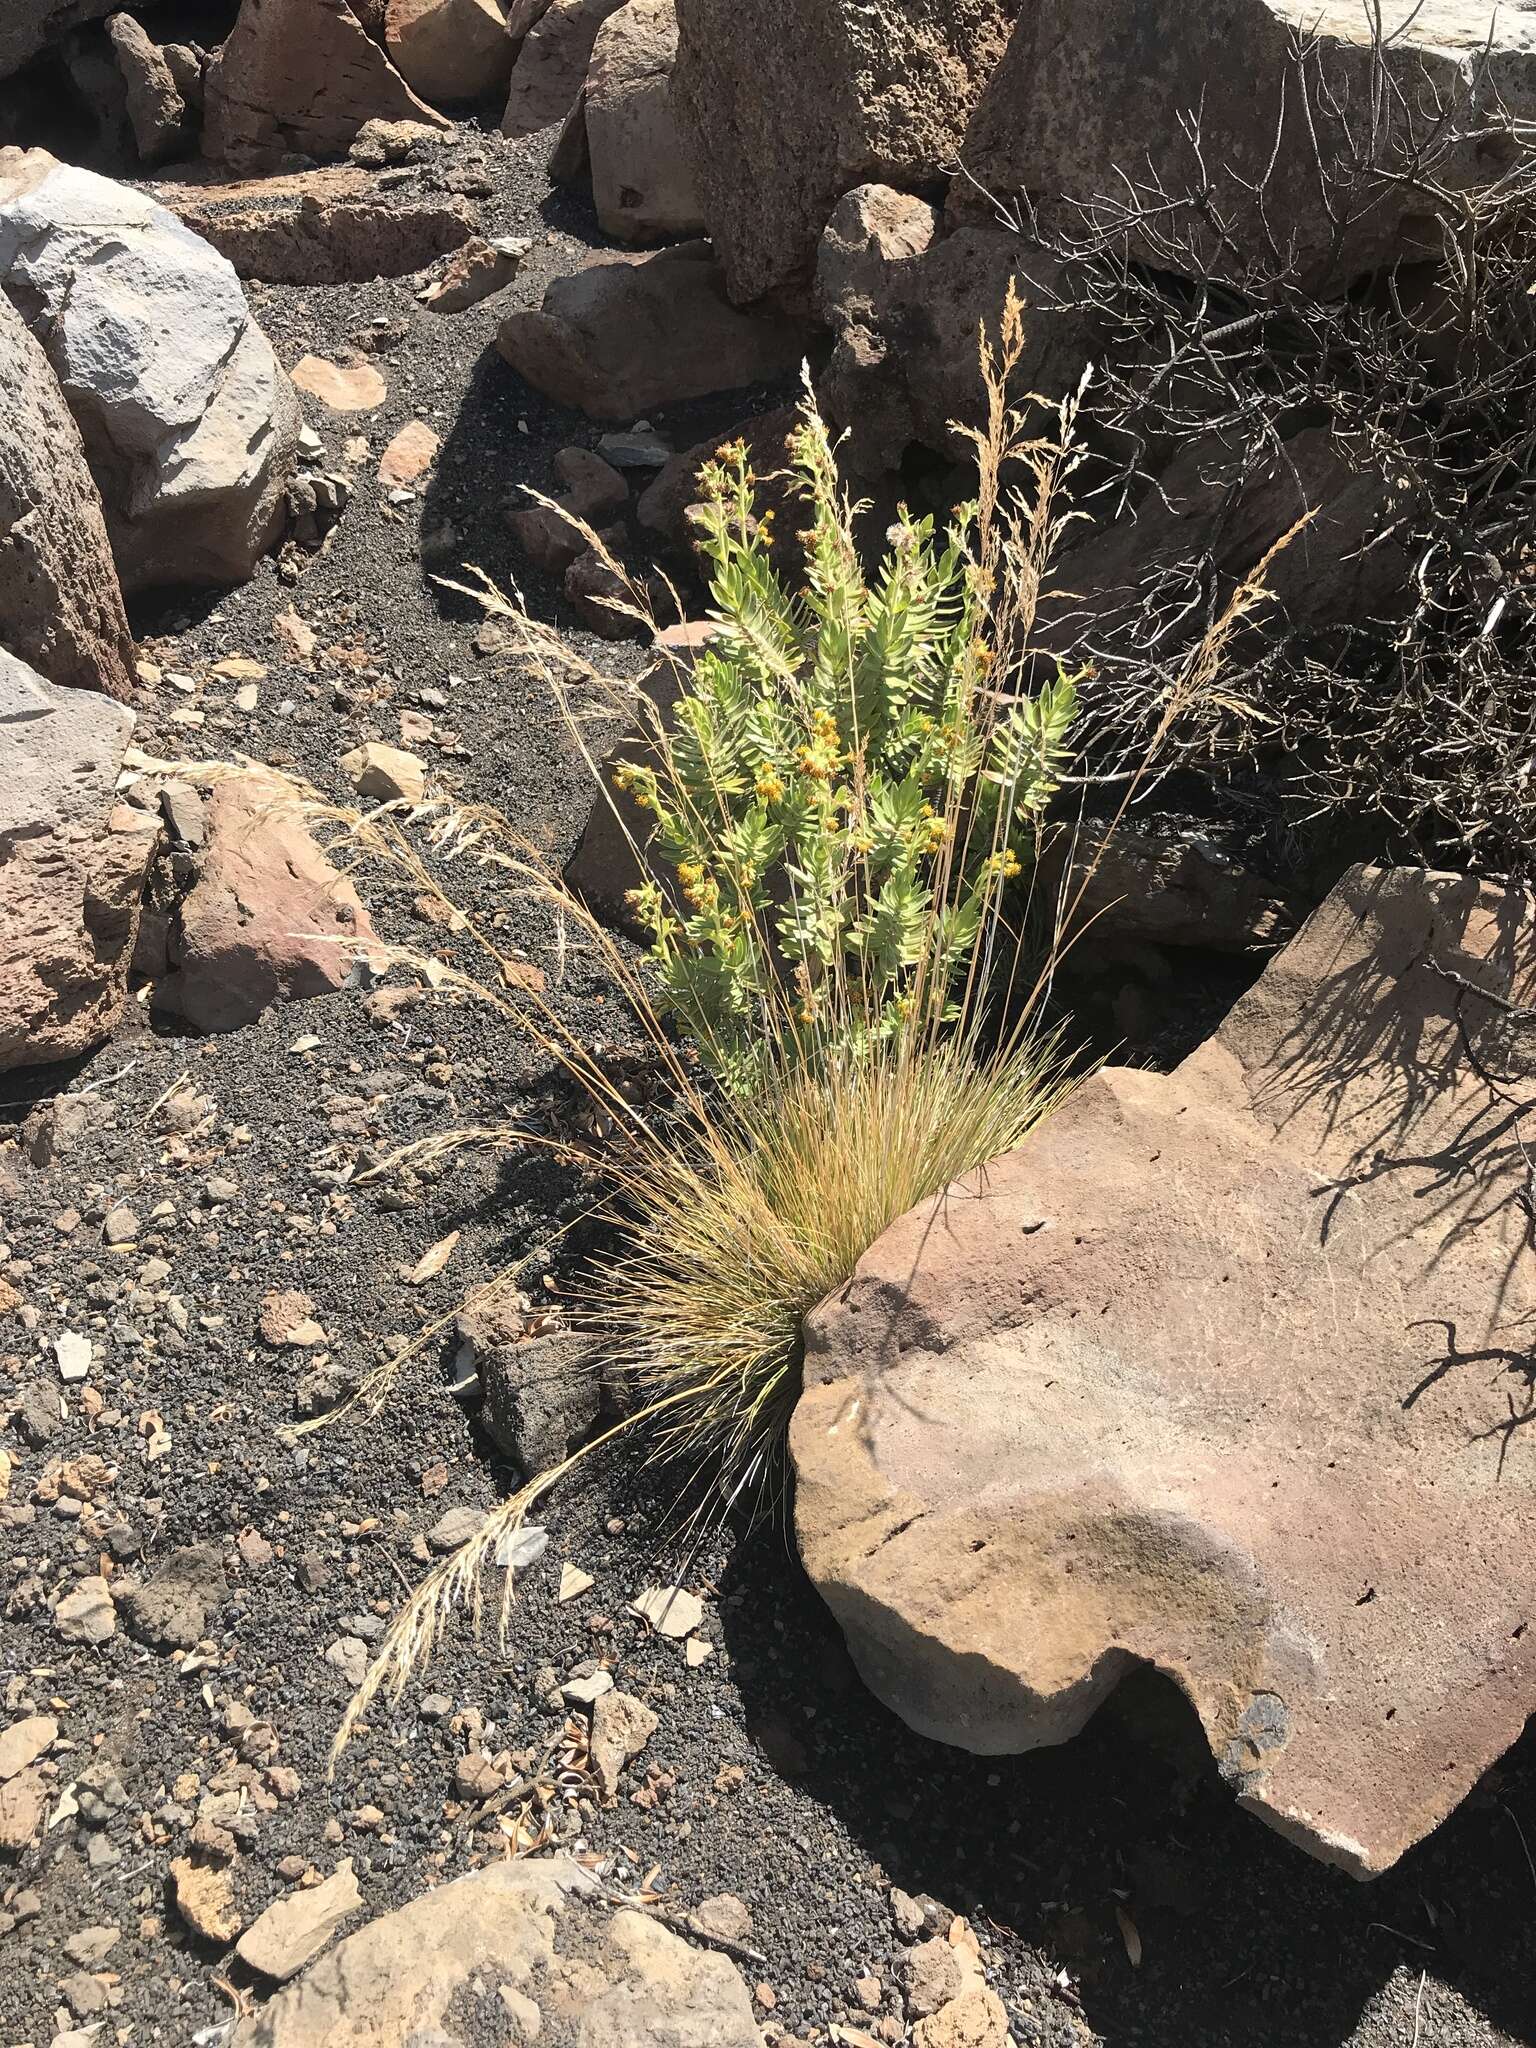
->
{"left": 1004, "top": 16, "right": 1536, "bottom": 874}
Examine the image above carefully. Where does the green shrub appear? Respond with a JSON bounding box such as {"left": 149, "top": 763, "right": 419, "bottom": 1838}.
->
{"left": 616, "top": 411, "right": 1079, "bottom": 1088}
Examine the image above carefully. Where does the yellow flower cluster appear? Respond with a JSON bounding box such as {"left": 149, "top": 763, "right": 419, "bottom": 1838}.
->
{"left": 612, "top": 761, "right": 655, "bottom": 812}
{"left": 797, "top": 706, "right": 843, "bottom": 784}
{"left": 676, "top": 860, "right": 718, "bottom": 911}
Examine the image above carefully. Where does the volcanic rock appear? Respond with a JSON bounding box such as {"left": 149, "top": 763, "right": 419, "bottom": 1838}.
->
{"left": 480, "top": 1329, "right": 600, "bottom": 1474}
{"left": 236, "top": 1859, "right": 362, "bottom": 1982}
{"left": 671, "top": 0, "right": 1017, "bottom": 302}
{"left": 0, "top": 150, "right": 299, "bottom": 592}
{"left": 795, "top": 864, "right": 1536, "bottom": 1876}
{"left": 496, "top": 240, "right": 809, "bottom": 419}
{"left": 0, "top": 651, "right": 156, "bottom": 1073}
{"left": 0, "top": 2, "right": 116, "bottom": 82}
{"left": 418, "top": 232, "right": 530, "bottom": 311}
{"left": 0, "top": 288, "right": 136, "bottom": 701}
{"left": 204, "top": 0, "right": 450, "bottom": 166}
{"left": 815, "top": 187, "right": 1092, "bottom": 479}
{"left": 106, "top": 11, "right": 191, "bottom": 163}
{"left": 955, "top": 0, "right": 1536, "bottom": 286}
{"left": 585, "top": 0, "right": 703, "bottom": 243}
{"left": 502, "top": 0, "right": 628, "bottom": 138}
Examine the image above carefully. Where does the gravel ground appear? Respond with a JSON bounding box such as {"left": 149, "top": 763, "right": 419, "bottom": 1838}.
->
{"left": 2, "top": 120, "right": 1533, "bottom": 2048}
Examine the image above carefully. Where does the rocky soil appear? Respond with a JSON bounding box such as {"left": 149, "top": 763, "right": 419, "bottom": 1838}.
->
{"left": 2, "top": 115, "right": 1535, "bottom": 2048}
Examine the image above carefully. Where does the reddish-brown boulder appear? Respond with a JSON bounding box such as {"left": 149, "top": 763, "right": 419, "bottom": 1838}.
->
{"left": 796, "top": 864, "right": 1536, "bottom": 1876}
{"left": 0, "top": 288, "right": 136, "bottom": 701}
{"left": 671, "top": 0, "right": 1017, "bottom": 303}
{"left": 0, "top": 650, "right": 156, "bottom": 1072}
{"left": 495, "top": 241, "right": 809, "bottom": 420}
{"left": 1027, "top": 426, "right": 1415, "bottom": 696}
{"left": 154, "top": 773, "right": 382, "bottom": 1033}
{"left": 204, "top": 0, "right": 450, "bottom": 165}
{"left": 384, "top": 0, "right": 515, "bottom": 108}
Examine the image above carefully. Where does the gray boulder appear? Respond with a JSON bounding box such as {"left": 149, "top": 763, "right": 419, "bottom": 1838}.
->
{"left": 0, "top": 148, "right": 300, "bottom": 592}
{"left": 815, "top": 185, "right": 1094, "bottom": 478}
{"left": 502, "top": 0, "right": 628, "bottom": 139}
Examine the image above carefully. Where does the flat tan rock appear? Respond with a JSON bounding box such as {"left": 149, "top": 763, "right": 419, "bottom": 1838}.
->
{"left": 377, "top": 420, "right": 440, "bottom": 487}
{"left": 339, "top": 740, "right": 426, "bottom": 803}
{"left": 171, "top": 1856, "right": 243, "bottom": 1943}
{"left": 291, "top": 355, "right": 388, "bottom": 412}
{"left": 153, "top": 772, "right": 381, "bottom": 1033}
{"left": 0, "top": 1715, "right": 56, "bottom": 1782}
{"left": 231, "top": 1856, "right": 759, "bottom": 2047}
{"left": 795, "top": 866, "right": 1536, "bottom": 1876}
{"left": 589, "top": 1689, "right": 658, "bottom": 1802}
{"left": 0, "top": 1767, "right": 47, "bottom": 1851}
{"left": 236, "top": 1858, "right": 362, "bottom": 1982}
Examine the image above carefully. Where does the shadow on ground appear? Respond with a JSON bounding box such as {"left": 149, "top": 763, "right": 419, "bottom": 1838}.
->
{"left": 706, "top": 1502, "right": 1536, "bottom": 2048}
{"left": 610, "top": 1458, "right": 1531, "bottom": 2048}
